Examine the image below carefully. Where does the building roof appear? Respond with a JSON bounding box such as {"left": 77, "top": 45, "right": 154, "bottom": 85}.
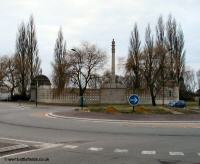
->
{"left": 31, "top": 75, "right": 51, "bottom": 87}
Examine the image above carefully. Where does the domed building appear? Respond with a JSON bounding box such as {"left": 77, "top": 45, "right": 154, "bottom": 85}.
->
{"left": 30, "top": 75, "right": 51, "bottom": 101}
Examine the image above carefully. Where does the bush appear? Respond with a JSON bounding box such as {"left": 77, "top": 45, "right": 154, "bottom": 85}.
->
{"left": 11, "top": 94, "right": 30, "bottom": 101}
{"left": 105, "top": 106, "right": 119, "bottom": 114}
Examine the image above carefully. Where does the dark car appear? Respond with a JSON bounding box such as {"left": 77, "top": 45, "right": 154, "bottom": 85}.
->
{"left": 168, "top": 100, "right": 186, "bottom": 108}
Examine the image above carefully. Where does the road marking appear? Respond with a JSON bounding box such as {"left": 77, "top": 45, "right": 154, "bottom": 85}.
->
{"left": 0, "top": 137, "right": 45, "bottom": 144}
{"left": 0, "top": 137, "right": 64, "bottom": 159}
{"left": 63, "top": 145, "right": 78, "bottom": 149}
{"left": 141, "top": 151, "right": 156, "bottom": 155}
{"left": 114, "top": 149, "right": 128, "bottom": 153}
{"left": 88, "top": 147, "right": 103, "bottom": 151}
{"left": 0, "top": 143, "right": 62, "bottom": 159}
{"left": 197, "top": 153, "right": 200, "bottom": 156}
{"left": 46, "top": 113, "right": 200, "bottom": 129}
{"left": 169, "top": 152, "right": 184, "bottom": 156}
{"left": 0, "top": 144, "right": 29, "bottom": 153}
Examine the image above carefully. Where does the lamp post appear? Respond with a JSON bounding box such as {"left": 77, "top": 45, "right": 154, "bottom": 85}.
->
{"left": 35, "top": 80, "right": 38, "bottom": 107}
{"left": 71, "top": 49, "right": 84, "bottom": 110}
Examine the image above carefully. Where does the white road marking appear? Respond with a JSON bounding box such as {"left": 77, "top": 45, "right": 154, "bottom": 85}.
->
{"left": 0, "top": 137, "right": 45, "bottom": 144}
{"left": 0, "top": 143, "right": 62, "bottom": 159}
{"left": 47, "top": 113, "right": 200, "bottom": 124}
{"left": 169, "top": 152, "right": 184, "bottom": 156}
{"left": 197, "top": 153, "right": 200, "bottom": 156}
{"left": 0, "top": 137, "right": 63, "bottom": 159}
{"left": 114, "top": 149, "right": 128, "bottom": 153}
{"left": 63, "top": 145, "right": 78, "bottom": 149}
{"left": 88, "top": 147, "right": 103, "bottom": 151}
{"left": 141, "top": 151, "right": 156, "bottom": 155}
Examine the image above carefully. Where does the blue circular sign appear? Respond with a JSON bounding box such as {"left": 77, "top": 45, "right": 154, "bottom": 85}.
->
{"left": 128, "top": 94, "right": 139, "bottom": 106}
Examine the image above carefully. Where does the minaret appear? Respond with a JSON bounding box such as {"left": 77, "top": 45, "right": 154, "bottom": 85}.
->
{"left": 111, "top": 39, "right": 116, "bottom": 84}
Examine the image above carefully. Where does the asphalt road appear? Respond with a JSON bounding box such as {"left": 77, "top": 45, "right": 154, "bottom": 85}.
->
{"left": 0, "top": 102, "right": 199, "bottom": 164}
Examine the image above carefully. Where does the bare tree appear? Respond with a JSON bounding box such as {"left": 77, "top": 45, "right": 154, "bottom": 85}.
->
{"left": 166, "top": 15, "right": 177, "bottom": 78}
{"left": 126, "top": 23, "right": 141, "bottom": 90}
{"left": 88, "top": 74, "right": 101, "bottom": 89}
{"left": 197, "top": 69, "right": 200, "bottom": 90}
{"left": 101, "top": 70, "right": 112, "bottom": 85}
{"left": 27, "top": 15, "right": 41, "bottom": 81}
{"left": 52, "top": 28, "right": 70, "bottom": 95}
{"left": 155, "top": 16, "right": 169, "bottom": 105}
{"left": 0, "top": 58, "right": 4, "bottom": 85}
{"left": 70, "top": 42, "right": 106, "bottom": 96}
{"left": 142, "top": 25, "right": 162, "bottom": 106}
{"left": 184, "top": 68, "right": 197, "bottom": 93}
{"left": 166, "top": 15, "right": 185, "bottom": 85}
{"left": 14, "top": 16, "right": 41, "bottom": 98}
{"left": 0, "top": 56, "right": 6, "bottom": 87}
{"left": 174, "top": 27, "right": 185, "bottom": 84}
{"left": 0, "top": 56, "right": 18, "bottom": 98}
{"left": 15, "top": 22, "right": 29, "bottom": 97}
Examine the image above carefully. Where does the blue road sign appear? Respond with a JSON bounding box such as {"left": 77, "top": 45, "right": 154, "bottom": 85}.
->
{"left": 128, "top": 94, "right": 139, "bottom": 106}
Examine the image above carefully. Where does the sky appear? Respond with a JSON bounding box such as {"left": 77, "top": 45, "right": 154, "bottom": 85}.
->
{"left": 0, "top": 0, "right": 199, "bottom": 79}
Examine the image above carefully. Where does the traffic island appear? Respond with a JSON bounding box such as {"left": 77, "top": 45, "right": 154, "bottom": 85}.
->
{"left": 51, "top": 109, "right": 200, "bottom": 121}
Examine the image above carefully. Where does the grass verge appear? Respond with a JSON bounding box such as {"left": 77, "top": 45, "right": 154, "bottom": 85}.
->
{"left": 87, "top": 104, "right": 172, "bottom": 114}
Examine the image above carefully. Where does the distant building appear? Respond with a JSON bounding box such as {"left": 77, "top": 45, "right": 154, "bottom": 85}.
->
{"left": 30, "top": 75, "right": 51, "bottom": 101}
{"left": 0, "top": 86, "right": 10, "bottom": 100}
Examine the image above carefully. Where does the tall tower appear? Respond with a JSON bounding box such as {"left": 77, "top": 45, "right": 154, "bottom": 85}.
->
{"left": 111, "top": 39, "right": 115, "bottom": 84}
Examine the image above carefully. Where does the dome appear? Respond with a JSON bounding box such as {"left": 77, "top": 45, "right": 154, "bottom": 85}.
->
{"left": 31, "top": 75, "right": 51, "bottom": 87}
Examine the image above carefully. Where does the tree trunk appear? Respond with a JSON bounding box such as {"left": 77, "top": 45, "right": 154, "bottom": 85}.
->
{"left": 10, "top": 88, "right": 14, "bottom": 100}
{"left": 79, "top": 88, "right": 84, "bottom": 97}
{"left": 150, "top": 87, "right": 156, "bottom": 106}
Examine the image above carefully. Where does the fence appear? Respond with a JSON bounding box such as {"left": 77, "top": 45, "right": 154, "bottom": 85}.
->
{"left": 31, "top": 86, "right": 179, "bottom": 105}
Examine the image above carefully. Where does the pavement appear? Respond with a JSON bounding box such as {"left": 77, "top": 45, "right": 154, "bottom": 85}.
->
{"left": 0, "top": 102, "right": 200, "bottom": 164}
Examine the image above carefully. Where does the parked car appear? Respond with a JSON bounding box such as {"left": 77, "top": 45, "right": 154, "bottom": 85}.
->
{"left": 168, "top": 100, "right": 176, "bottom": 107}
{"left": 168, "top": 100, "right": 186, "bottom": 108}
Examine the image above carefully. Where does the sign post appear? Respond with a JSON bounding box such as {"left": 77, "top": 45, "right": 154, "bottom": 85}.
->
{"left": 128, "top": 94, "right": 140, "bottom": 112}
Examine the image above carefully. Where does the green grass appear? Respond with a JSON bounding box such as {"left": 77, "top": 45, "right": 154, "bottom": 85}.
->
{"left": 173, "top": 108, "right": 198, "bottom": 114}
{"left": 186, "top": 101, "right": 199, "bottom": 106}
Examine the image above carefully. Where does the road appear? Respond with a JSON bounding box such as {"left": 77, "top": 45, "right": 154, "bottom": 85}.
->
{"left": 0, "top": 102, "right": 199, "bottom": 164}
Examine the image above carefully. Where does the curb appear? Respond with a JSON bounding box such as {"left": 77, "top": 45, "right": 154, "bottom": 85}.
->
{"left": 47, "top": 113, "right": 200, "bottom": 124}
{"left": 0, "top": 144, "right": 29, "bottom": 153}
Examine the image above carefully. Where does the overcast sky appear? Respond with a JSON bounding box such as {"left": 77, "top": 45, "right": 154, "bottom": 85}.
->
{"left": 0, "top": 0, "right": 199, "bottom": 78}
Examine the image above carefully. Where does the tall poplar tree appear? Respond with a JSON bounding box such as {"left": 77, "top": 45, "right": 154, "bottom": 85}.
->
{"left": 52, "top": 28, "right": 70, "bottom": 94}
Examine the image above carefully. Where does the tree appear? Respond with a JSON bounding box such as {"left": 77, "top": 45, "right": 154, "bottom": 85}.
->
{"left": 101, "top": 70, "right": 112, "bottom": 85}
{"left": 166, "top": 15, "right": 177, "bottom": 79}
{"left": 15, "top": 22, "right": 29, "bottom": 97}
{"left": 27, "top": 15, "right": 41, "bottom": 81}
{"left": 197, "top": 69, "right": 200, "bottom": 90}
{"left": 0, "top": 56, "right": 6, "bottom": 87}
{"left": 166, "top": 15, "right": 186, "bottom": 98}
{"left": 0, "top": 58, "right": 4, "bottom": 84}
{"left": 52, "top": 28, "right": 70, "bottom": 94}
{"left": 0, "top": 56, "right": 18, "bottom": 98}
{"left": 184, "top": 68, "right": 197, "bottom": 93}
{"left": 142, "top": 25, "right": 162, "bottom": 106}
{"left": 14, "top": 15, "right": 41, "bottom": 98}
{"left": 70, "top": 42, "right": 106, "bottom": 96}
{"left": 126, "top": 23, "right": 141, "bottom": 90}
{"left": 100, "top": 70, "right": 125, "bottom": 88}
{"left": 155, "top": 16, "right": 169, "bottom": 105}
{"left": 88, "top": 74, "right": 101, "bottom": 89}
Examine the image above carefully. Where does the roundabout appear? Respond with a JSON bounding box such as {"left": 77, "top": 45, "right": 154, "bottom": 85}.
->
{"left": 0, "top": 102, "right": 200, "bottom": 164}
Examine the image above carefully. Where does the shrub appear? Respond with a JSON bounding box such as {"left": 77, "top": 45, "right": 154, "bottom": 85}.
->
{"left": 105, "top": 106, "right": 119, "bottom": 114}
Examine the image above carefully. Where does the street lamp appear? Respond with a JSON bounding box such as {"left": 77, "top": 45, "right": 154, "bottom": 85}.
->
{"left": 35, "top": 79, "right": 38, "bottom": 107}
{"left": 71, "top": 49, "right": 84, "bottom": 110}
